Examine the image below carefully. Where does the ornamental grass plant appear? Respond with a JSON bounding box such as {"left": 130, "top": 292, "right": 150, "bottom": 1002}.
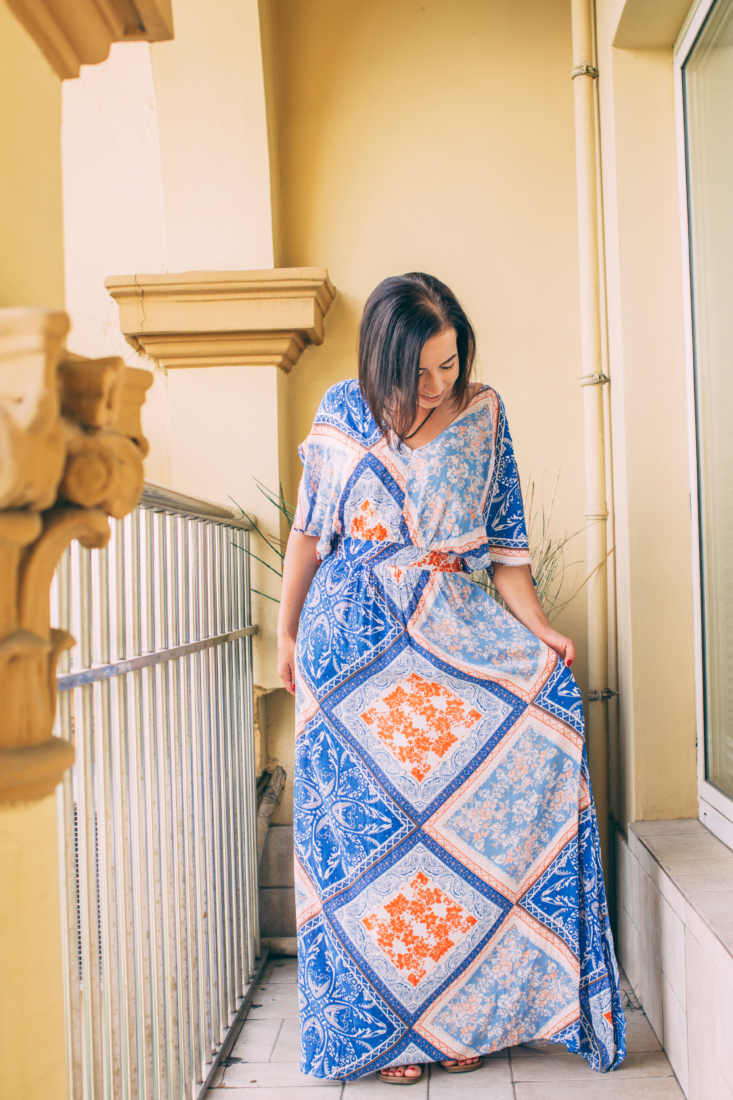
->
{"left": 470, "top": 471, "right": 610, "bottom": 622}
{"left": 231, "top": 472, "right": 610, "bottom": 620}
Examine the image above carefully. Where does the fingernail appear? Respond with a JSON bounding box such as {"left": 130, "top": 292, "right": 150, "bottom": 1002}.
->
{"left": 566, "top": 660, "right": 572, "bottom": 667}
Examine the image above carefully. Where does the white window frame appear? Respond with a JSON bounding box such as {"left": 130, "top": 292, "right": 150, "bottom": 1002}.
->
{"left": 674, "top": 0, "right": 733, "bottom": 848}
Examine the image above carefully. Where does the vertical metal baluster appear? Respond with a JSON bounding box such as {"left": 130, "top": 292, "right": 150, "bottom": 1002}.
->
{"left": 209, "top": 519, "right": 224, "bottom": 1034}
{"left": 54, "top": 547, "right": 84, "bottom": 1099}
{"left": 73, "top": 540, "right": 103, "bottom": 1100}
{"left": 231, "top": 530, "right": 249, "bottom": 984}
{"left": 213, "top": 523, "right": 234, "bottom": 1025}
{"left": 116, "top": 513, "right": 139, "bottom": 1099}
{"left": 209, "top": 519, "right": 225, "bottom": 1047}
{"left": 167, "top": 513, "right": 191, "bottom": 1097}
{"left": 141, "top": 508, "right": 166, "bottom": 1099}
{"left": 181, "top": 515, "right": 204, "bottom": 1088}
{"left": 208, "top": 521, "right": 228, "bottom": 1040}
{"left": 243, "top": 527, "right": 259, "bottom": 967}
{"left": 92, "top": 539, "right": 124, "bottom": 1099}
{"left": 222, "top": 529, "right": 240, "bottom": 1003}
{"left": 108, "top": 516, "right": 134, "bottom": 1098}
{"left": 188, "top": 519, "right": 211, "bottom": 1078}
{"left": 198, "top": 520, "right": 220, "bottom": 1055}
{"left": 231, "top": 536, "right": 248, "bottom": 976}
{"left": 228, "top": 529, "right": 241, "bottom": 1005}
{"left": 233, "top": 533, "right": 252, "bottom": 978}
{"left": 129, "top": 506, "right": 154, "bottom": 1099}
{"left": 221, "top": 527, "right": 240, "bottom": 1005}
{"left": 235, "top": 530, "right": 248, "bottom": 993}
{"left": 223, "top": 528, "right": 236, "bottom": 1012}
{"left": 156, "top": 510, "right": 180, "bottom": 1100}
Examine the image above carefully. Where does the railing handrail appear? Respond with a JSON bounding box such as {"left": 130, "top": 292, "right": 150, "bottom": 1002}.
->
{"left": 57, "top": 625, "right": 258, "bottom": 691}
{"left": 141, "top": 479, "right": 253, "bottom": 530}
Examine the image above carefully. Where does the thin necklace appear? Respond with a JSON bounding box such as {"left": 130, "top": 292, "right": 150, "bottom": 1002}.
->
{"left": 404, "top": 405, "right": 437, "bottom": 441}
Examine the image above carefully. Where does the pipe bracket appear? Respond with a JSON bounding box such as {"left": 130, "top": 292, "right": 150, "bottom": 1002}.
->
{"left": 587, "top": 688, "right": 618, "bottom": 702}
{"left": 572, "top": 64, "right": 599, "bottom": 79}
{"left": 580, "top": 373, "right": 609, "bottom": 386}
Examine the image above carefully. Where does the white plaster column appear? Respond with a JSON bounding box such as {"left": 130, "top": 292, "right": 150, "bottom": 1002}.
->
{"left": 149, "top": 0, "right": 276, "bottom": 271}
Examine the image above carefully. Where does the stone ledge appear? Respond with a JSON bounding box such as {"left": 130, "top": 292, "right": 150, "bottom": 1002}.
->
{"left": 629, "top": 819, "right": 733, "bottom": 959}
{"left": 261, "top": 936, "right": 297, "bottom": 957}
{"left": 617, "top": 819, "right": 733, "bottom": 1099}
{"left": 105, "top": 268, "right": 336, "bottom": 373}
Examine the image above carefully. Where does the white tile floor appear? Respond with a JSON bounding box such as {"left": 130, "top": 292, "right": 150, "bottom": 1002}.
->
{"left": 206, "top": 958, "right": 686, "bottom": 1100}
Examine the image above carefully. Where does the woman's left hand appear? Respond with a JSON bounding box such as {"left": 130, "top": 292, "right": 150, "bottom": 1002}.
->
{"left": 543, "top": 629, "right": 576, "bottom": 669}
{"left": 491, "top": 564, "right": 577, "bottom": 670}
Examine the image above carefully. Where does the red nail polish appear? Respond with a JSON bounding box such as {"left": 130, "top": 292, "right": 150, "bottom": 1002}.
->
{"left": 566, "top": 659, "right": 572, "bottom": 667}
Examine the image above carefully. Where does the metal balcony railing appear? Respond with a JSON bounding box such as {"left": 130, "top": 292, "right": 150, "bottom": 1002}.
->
{"left": 51, "top": 483, "right": 260, "bottom": 1100}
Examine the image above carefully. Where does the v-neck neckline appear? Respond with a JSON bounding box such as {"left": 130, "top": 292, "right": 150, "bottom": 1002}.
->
{"left": 399, "top": 385, "right": 489, "bottom": 456}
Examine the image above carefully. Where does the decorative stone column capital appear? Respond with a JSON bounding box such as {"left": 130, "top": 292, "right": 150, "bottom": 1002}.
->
{"left": 0, "top": 307, "right": 152, "bottom": 804}
{"left": 105, "top": 268, "right": 336, "bottom": 372}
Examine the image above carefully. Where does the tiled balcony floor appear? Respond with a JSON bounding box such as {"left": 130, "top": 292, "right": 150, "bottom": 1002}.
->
{"left": 206, "top": 958, "right": 685, "bottom": 1100}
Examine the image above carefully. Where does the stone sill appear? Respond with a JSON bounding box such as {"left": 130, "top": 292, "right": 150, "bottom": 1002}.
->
{"left": 629, "top": 819, "right": 733, "bottom": 960}
{"left": 617, "top": 818, "right": 733, "bottom": 1099}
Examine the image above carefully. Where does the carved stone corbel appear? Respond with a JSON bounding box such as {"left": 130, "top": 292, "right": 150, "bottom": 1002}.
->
{"left": 0, "top": 308, "right": 152, "bottom": 804}
{"left": 105, "top": 268, "right": 337, "bottom": 372}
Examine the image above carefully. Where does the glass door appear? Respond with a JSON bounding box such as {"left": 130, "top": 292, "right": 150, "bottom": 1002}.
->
{"left": 682, "top": 0, "right": 733, "bottom": 809}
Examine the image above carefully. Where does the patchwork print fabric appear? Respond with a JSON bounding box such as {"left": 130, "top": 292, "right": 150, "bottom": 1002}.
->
{"left": 293, "top": 381, "right": 626, "bottom": 1080}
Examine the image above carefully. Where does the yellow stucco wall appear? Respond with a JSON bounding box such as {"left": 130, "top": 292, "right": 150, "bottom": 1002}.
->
{"left": 596, "top": 0, "right": 699, "bottom": 825}
{"left": 0, "top": 1, "right": 64, "bottom": 309}
{"left": 272, "top": 0, "right": 591, "bottom": 690}
{"left": 0, "top": 797, "right": 68, "bottom": 1097}
{"left": 0, "top": 6, "right": 68, "bottom": 1097}
{"left": 612, "top": 47, "right": 697, "bottom": 821}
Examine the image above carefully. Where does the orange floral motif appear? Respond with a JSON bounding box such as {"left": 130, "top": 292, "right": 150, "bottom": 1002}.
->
{"left": 412, "top": 550, "right": 463, "bottom": 573}
{"left": 362, "top": 870, "right": 477, "bottom": 987}
{"left": 361, "top": 673, "right": 482, "bottom": 782}
{"left": 350, "top": 499, "right": 389, "bottom": 541}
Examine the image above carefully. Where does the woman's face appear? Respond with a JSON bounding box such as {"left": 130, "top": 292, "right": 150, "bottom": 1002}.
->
{"left": 417, "top": 327, "right": 460, "bottom": 409}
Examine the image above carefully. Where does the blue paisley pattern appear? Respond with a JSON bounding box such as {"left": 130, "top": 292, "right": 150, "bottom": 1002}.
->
{"left": 293, "top": 381, "right": 625, "bottom": 1080}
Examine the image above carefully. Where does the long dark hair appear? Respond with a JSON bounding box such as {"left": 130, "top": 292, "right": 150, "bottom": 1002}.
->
{"left": 358, "top": 272, "right": 476, "bottom": 443}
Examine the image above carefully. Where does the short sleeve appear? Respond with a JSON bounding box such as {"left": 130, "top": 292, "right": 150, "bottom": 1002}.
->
{"left": 484, "top": 398, "right": 532, "bottom": 565}
{"left": 292, "top": 385, "right": 357, "bottom": 562}
{"left": 462, "top": 395, "right": 531, "bottom": 573}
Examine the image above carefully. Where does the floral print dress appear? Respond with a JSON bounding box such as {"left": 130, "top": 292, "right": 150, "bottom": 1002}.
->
{"left": 291, "top": 379, "right": 625, "bottom": 1081}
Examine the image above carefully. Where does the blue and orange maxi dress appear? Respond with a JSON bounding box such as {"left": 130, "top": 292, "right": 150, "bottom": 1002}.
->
{"left": 291, "top": 380, "right": 626, "bottom": 1081}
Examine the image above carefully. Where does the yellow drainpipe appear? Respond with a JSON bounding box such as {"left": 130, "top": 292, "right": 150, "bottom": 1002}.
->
{"left": 570, "top": 0, "right": 611, "bottom": 874}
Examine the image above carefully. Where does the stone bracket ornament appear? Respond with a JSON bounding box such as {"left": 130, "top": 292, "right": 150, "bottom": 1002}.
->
{"left": 105, "top": 268, "right": 336, "bottom": 372}
{"left": 4, "top": 0, "right": 174, "bottom": 80}
{"left": 0, "top": 308, "right": 152, "bottom": 805}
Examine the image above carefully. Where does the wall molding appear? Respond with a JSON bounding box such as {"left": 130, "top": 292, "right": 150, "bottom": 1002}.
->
{"left": 105, "top": 268, "right": 337, "bottom": 373}
{"left": 5, "top": 0, "right": 173, "bottom": 79}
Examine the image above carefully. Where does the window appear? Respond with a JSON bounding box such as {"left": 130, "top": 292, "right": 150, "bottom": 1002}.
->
{"left": 681, "top": 0, "right": 733, "bottom": 824}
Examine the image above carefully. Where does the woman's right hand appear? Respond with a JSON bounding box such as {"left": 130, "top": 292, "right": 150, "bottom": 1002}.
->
{"left": 278, "top": 633, "right": 297, "bottom": 695}
{"left": 276, "top": 530, "right": 321, "bottom": 697}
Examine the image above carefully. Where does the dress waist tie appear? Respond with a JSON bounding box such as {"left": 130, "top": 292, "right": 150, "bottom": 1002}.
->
{"left": 332, "top": 536, "right": 464, "bottom": 573}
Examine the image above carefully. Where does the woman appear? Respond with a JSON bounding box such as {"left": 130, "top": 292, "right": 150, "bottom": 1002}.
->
{"left": 277, "top": 273, "right": 626, "bottom": 1085}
